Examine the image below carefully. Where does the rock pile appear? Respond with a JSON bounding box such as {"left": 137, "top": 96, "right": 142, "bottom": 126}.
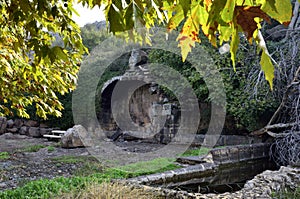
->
{"left": 0, "top": 116, "right": 52, "bottom": 138}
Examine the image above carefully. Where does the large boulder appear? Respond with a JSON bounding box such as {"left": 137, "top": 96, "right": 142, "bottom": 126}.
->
{"left": 61, "top": 125, "right": 88, "bottom": 148}
{"left": 0, "top": 117, "right": 7, "bottom": 135}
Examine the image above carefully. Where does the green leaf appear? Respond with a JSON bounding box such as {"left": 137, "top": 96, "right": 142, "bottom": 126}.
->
{"left": 179, "top": 0, "right": 191, "bottom": 17}
{"left": 230, "top": 25, "right": 239, "bottom": 70}
{"left": 166, "top": 4, "right": 185, "bottom": 31}
{"left": 106, "top": 4, "right": 124, "bottom": 33}
{"left": 260, "top": 49, "right": 274, "bottom": 90}
{"left": 221, "top": 0, "right": 236, "bottom": 23}
{"left": 52, "top": 46, "right": 68, "bottom": 61}
{"left": 258, "top": 0, "right": 292, "bottom": 24}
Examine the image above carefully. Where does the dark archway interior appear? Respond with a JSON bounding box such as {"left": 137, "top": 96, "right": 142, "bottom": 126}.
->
{"left": 97, "top": 80, "right": 119, "bottom": 131}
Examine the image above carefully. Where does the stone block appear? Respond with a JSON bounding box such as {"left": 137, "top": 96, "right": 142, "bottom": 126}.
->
{"left": 6, "top": 119, "right": 14, "bottom": 128}
{"left": 7, "top": 128, "right": 18, "bottom": 133}
{"left": 24, "top": 120, "right": 39, "bottom": 127}
{"left": 19, "top": 126, "right": 28, "bottom": 135}
{"left": 13, "top": 119, "right": 24, "bottom": 128}
{"left": 0, "top": 117, "right": 7, "bottom": 134}
{"left": 39, "top": 128, "right": 51, "bottom": 136}
{"left": 28, "top": 127, "right": 41, "bottom": 137}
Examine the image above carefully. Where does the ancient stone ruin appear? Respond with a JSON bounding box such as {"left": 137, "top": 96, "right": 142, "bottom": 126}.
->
{"left": 97, "top": 49, "right": 181, "bottom": 144}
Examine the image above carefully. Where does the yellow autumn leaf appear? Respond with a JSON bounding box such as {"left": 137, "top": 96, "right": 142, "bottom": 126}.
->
{"left": 177, "top": 35, "right": 195, "bottom": 62}
{"left": 260, "top": 49, "right": 274, "bottom": 90}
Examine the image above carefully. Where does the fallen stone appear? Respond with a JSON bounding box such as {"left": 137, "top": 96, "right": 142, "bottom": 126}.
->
{"left": 61, "top": 125, "right": 88, "bottom": 148}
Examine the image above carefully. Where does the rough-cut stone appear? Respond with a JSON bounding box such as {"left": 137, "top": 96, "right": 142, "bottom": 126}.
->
{"left": 28, "top": 127, "right": 41, "bottom": 138}
{"left": 61, "top": 125, "right": 88, "bottom": 148}
{"left": 7, "top": 128, "right": 18, "bottom": 133}
{"left": 13, "top": 119, "right": 24, "bottom": 128}
{"left": 24, "top": 120, "right": 39, "bottom": 127}
{"left": 6, "top": 119, "right": 14, "bottom": 128}
{"left": 123, "top": 166, "right": 299, "bottom": 199}
{"left": 0, "top": 117, "right": 7, "bottom": 134}
{"left": 19, "top": 126, "right": 28, "bottom": 135}
{"left": 209, "top": 143, "right": 271, "bottom": 164}
{"left": 39, "top": 123, "right": 48, "bottom": 128}
{"left": 39, "top": 128, "right": 51, "bottom": 136}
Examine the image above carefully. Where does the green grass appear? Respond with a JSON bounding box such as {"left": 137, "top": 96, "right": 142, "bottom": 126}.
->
{"left": 272, "top": 187, "right": 300, "bottom": 199}
{"left": 0, "top": 152, "right": 10, "bottom": 160}
{"left": 0, "top": 156, "right": 182, "bottom": 199}
{"left": 19, "top": 145, "right": 46, "bottom": 152}
{"left": 111, "top": 157, "right": 180, "bottom": 177}
{"left": 0, "top": 147, "right": 214, "bottom": 199}
{"left": 47, "top": 146, "right": 55, "bottom": 152}
{"left": 179, "top": 147, "right": 212, "bottom": 157}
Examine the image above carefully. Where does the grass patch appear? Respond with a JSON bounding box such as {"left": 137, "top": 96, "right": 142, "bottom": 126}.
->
{"left": 179, "top": 147, "right": 211, "bottom": 157}
{"left": 47, "top": 146, "right": 55, "bottom": 152}
{"left": 110, "top": 157, "right": 180, "bottom": 177}
{"left": 0, "top": 174, "right": 108, "bottom": 199}
{"left": 0, "top": 156, "right": 182, "bottom": 199}
{"left": 0, "top": 152, "right": 10, "bottom": 160}
{"left": 19, "top": 145, "right": 46, "bottom": 153}
{"left": 272, "top": 187, "right": 300, "bottom": 199}
{"left": 50, "top": 155, "right": 104, "bottom": 177}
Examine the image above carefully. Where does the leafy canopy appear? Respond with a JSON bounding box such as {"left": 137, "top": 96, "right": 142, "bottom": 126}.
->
{"left": 82, "top": 0, "right": 294, "bottom": 89}
{"left": 0, "top": 0, "right": 86, "bottom": 119}
{"left": 0, "top": 0, "right": 295, "bottom": 119}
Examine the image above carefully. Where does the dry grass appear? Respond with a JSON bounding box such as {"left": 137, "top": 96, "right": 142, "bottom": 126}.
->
{"left": 58, "top": 182, "right": 164, "bottom": 199}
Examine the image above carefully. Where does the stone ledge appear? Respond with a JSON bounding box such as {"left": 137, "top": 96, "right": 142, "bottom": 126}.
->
{"left": 121, "top": 166, "right": 299, "bottom": 199}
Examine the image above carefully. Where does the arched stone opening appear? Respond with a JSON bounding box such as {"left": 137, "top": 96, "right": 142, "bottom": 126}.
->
{"left": 97, "top": 79, "right": 180, "bottom": 143}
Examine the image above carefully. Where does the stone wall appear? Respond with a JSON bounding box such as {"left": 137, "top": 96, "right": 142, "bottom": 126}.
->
{"left": 125, "top": 165, "right": 299, "bottom": 199}
{"left": 128, "top": 143, "right": 272, "bottom": 186}
{"left": 0, "top": 116, "right": 52, "bottom": 138}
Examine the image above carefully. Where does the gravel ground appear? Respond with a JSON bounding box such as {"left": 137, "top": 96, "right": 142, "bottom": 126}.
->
{"left": 0, "top": 133, "right": 165, "bottom": 191}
